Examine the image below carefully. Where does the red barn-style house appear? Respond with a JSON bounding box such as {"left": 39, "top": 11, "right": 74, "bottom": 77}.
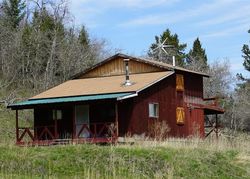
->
{"left": 8, "top": 53, "right": 224, "bottom": 145}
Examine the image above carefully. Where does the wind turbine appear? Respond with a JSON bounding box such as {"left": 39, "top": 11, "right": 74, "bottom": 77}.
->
{"left": 151, "top": 37, "right": 176, "bottom": 66}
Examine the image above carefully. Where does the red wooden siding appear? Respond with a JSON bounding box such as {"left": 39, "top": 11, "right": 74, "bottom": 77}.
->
{"left": 183, "top": 71, "right": 204, "bottom": 105}
{"left": 117, "top": 72, "right": 205, "bottom": 138}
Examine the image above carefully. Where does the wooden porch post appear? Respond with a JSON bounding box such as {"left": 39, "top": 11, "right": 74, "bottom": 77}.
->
{"left": 54, "top": 111, "right": 58, "bottom": 138}
{"left": 115, "top": 103, "right": 119, "bottom": 138}
{"left": 16, "top": 110, "right": 19, "bottom": 143}
{"left": 215, "top": 114, "right": 218, "bottom": 139}
{"left": 72, "top": 106, "right": 76, "bottom": 140}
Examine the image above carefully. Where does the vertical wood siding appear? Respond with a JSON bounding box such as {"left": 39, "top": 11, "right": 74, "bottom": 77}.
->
{"left": 79, "top": 57, "right": 162, "bottom": 78}
{"left": 118, "top": 72, "right": 205, "bottom": 138}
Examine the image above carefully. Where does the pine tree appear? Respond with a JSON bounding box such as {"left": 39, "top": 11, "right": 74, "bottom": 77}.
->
{"left": 148, "top": 29, "right": 187, "bottom": 66}
{"left": 2, "top": 0, "right": 26, "bottom": 29}
{"left": 79, "top": 25, "right": 90, "bottom": 47}
{"left": 188, "top": 38, "right": 207, "bottom": 64}
{"left": 242, "top": 29, "right": 250, "bottom": 72}
{"left": 237, "top": 29, "right": 250, "bottom": 89}
{"left": 187, "top": 38, "right": 208, "bottom": 70}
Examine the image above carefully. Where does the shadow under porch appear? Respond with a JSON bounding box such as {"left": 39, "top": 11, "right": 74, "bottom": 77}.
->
{"left": 15, "top": 100, "right": 119, "bottom": 146}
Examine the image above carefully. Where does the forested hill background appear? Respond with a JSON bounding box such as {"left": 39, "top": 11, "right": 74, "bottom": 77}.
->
{"left": 0, "top": 0, "right": 112, "bottom": 98}
{"left": 0, "top": 0, "right": 250, "bottom": 133}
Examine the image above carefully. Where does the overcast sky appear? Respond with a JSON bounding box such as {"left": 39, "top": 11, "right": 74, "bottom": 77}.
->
{"left": 69, "top": 0, "right": 248, "bottom": 76}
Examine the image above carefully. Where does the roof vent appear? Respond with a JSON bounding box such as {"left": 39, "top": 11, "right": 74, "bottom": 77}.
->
{"left": 123, "top": 59, "right": 132, "bottom": 86}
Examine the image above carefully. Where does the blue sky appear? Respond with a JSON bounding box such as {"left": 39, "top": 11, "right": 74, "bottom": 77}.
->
{"left": 70, "top": 0, "right": 250, "bottom": 76}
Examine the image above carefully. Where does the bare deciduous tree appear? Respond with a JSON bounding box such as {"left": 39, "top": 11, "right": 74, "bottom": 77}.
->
{"left": 0, "top": 0, "right": 110, "bottom": 104}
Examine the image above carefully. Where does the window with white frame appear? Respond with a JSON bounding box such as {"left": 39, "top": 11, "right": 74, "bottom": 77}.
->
{"left": 53, "top": 110, "right": 62, "bottom": 120}
{"left": 149, "top": 103, "right": 159, "bottom": 118}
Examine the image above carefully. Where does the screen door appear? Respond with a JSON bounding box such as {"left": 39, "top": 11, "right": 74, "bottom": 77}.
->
{"left": 75, "top": 105, "right": 90, "bottom": 138}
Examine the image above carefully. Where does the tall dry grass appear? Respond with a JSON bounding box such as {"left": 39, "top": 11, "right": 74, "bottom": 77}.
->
{"left": 119, "top": 132, "right": 250, "bottom": 153}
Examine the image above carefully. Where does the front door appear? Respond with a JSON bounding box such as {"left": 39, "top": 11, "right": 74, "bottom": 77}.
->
{"left": 75, "top": 105, "right": 90, "bottom": 138}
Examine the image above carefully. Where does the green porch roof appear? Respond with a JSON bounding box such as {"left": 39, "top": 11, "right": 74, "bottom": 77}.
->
{"left": 8, "top": 92, "right": 133, "bottom": 109}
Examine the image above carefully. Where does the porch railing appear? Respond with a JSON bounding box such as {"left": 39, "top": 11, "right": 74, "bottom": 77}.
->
{"left": 75, "top": 122, "right": 117, "bottom": 142}
{"left": 16, "top": 127, "right": 34, "bottom": 144}
{"left": 203, "top": 97, "right": 219, "bottom": 106}
{"left": 16, "top": 122, "right": 117, "bottom": 145}
{"left": 16, "top": 126, "right": 55, "bottom": 145}
{"left": 35, "top": 125, "right": 56, "bottom": 140}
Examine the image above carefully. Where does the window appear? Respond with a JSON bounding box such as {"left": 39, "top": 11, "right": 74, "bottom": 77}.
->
{"left": 53, "top": 110, "right": 62, "bottom": 120}
{"left": 149, "top": 103, "right": 159, "bottom": 118}
{"left": 176, "top": 107, "right": 185, "bottom": 125}
{"left": 176, "top": 74, "right": 184, "bottom": 91}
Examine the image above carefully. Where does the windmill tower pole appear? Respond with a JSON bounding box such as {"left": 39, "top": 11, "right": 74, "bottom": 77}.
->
{"left": 172, "top": 55, "right": 176, "bottom": 67}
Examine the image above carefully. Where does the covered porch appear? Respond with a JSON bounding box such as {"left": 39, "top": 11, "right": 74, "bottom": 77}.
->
{"left": 9, "top": 93, "right": 131, "bottom": 146}
{"left": 203, "top": 97, "right": 225, "bottom": 138}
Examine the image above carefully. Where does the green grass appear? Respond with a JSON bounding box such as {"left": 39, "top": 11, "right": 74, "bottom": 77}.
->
{"left": 0, "top": 143, "right": 249, "bottom": 178}
{"left": 0, "top": 106, "right": 250, "bottom": 178}
{"left": 0, "top": 106, "right": 16, "bottom": 144}
{"left": 0, "top": 105, "right": 32, "bottom": 144}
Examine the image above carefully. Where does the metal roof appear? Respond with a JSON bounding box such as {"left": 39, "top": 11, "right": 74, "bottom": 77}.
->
{"left": 8, "top": 92, "right": 133, "bottom": 109}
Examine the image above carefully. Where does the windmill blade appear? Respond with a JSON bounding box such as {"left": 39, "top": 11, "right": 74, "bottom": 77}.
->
{"left": 161, "top": 47, "right": 169, "bottom": 55}
{"left": 152, "top": 45, "right": 161, "bottom": 52}
{"left": 151, "top": 36, "right": 175, "bottom": 61}
{"left": 161, "top": 37, "right": 168, "bottom": 45}
{"left": 162, "top": 45, "right": 174, "bottom": 48}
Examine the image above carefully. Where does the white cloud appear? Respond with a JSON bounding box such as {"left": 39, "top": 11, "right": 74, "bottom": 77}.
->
{"left": 197, "top": 4, "right": 250, "bottom": 27}
{"left": 200, "top": 23, "right": 250, "bottom": 40}
{"left": 71, "top": 0, "right": 179, "bottom": 9}
{"left": 231, "top": 62, "right": 243, "bottom": 71}
{"left": 119, "top": 0, "right": 244, "bottom": 27}
{"left": 69, "top": 0, "right": 180, "bottom": 28}
{"left": 229, "top": 59, "right": 250, "bottom": 77}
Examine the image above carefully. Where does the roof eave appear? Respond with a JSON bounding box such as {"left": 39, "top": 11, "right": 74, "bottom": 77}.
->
{"left": 117, "top": 71, "right": 174, "bottom": 101}
{"left": 8, "top": 92, "right": 133, "bottom": 110}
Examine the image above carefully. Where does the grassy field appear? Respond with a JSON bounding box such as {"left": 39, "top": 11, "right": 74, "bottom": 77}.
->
{"left": 0, "top": 139, "right": 249, "bottom": 178}
{"left": 0, "top": 106, "right": 250, "bottom": 178}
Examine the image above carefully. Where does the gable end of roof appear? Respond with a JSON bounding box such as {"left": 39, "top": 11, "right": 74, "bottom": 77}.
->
{"left": 71, "top": 53, "right": 209, "bottom": 79}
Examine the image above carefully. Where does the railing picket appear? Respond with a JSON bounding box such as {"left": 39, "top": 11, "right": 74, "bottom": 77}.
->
{"left": 17, "top": 127, "right": 34, "bottom": 143}
{"left": 45, "top": 127, "right": 55, "bottom": 139}
{"left": 18, "top": 129, "right": 27, "bottom": 142}
{"left": 97, "top": 124, "right": 106, "bottom": 137}
{"left": 17, "top": 122, "right": 118, "bottom": 146}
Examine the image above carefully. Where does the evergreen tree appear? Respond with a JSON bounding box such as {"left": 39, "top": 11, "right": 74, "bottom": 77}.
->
{"left": 187, "top": 38, "right": 208, "bottom": 70}
{"left": 148, "top": 29, "right": 187, "bottom": 66}
{"left": 2, "top": 0, "right": 26, "bottom": 29}
{"left": 32, "top": 8, "right": 64, "bottom": 38}
{"left": 188, "top": 38, "right": 207, "bottom": 64}
{"left": 79, "top": 25, "right": 90, "bottom": 47}
{"left": 242, "top": 29, "right": 250, "bottom": 72}
{"left": 237, "top": 29, "right": 250, "bottom": 88}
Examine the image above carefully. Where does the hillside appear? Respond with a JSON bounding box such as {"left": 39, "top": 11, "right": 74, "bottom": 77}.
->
{"left": 0, "top": 106, "right": 250, "bottom": 178}
{"left": 0, "top": 141, "right": 249, "bottom": 178}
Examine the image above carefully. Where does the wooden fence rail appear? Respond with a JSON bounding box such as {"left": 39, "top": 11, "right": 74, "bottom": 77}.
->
{"left": 16, "top": 122, "right": 117, "bottom": 146}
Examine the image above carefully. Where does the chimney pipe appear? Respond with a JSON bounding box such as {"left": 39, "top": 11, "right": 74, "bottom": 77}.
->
{"left": 123, "top": 59, "right": 132, "bottom": 86}
{"left": 172, "top": 55, "right": 176, "bottom": 67}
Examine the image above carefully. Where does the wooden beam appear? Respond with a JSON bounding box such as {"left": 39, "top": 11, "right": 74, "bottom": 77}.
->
{"left": 54, "top": 112, "right": 58, "bottom": 139}
{"left": 16, "top": 110, "right": 19, "bottom": 143}
{"left": 72, "top": 106, "right": 76, "bottom": 140}
{"left": 115, "top": 103, "right": 119, "bottom": 138}
{"left": 215, "top": 114, "right": 218, "bottom": 139}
